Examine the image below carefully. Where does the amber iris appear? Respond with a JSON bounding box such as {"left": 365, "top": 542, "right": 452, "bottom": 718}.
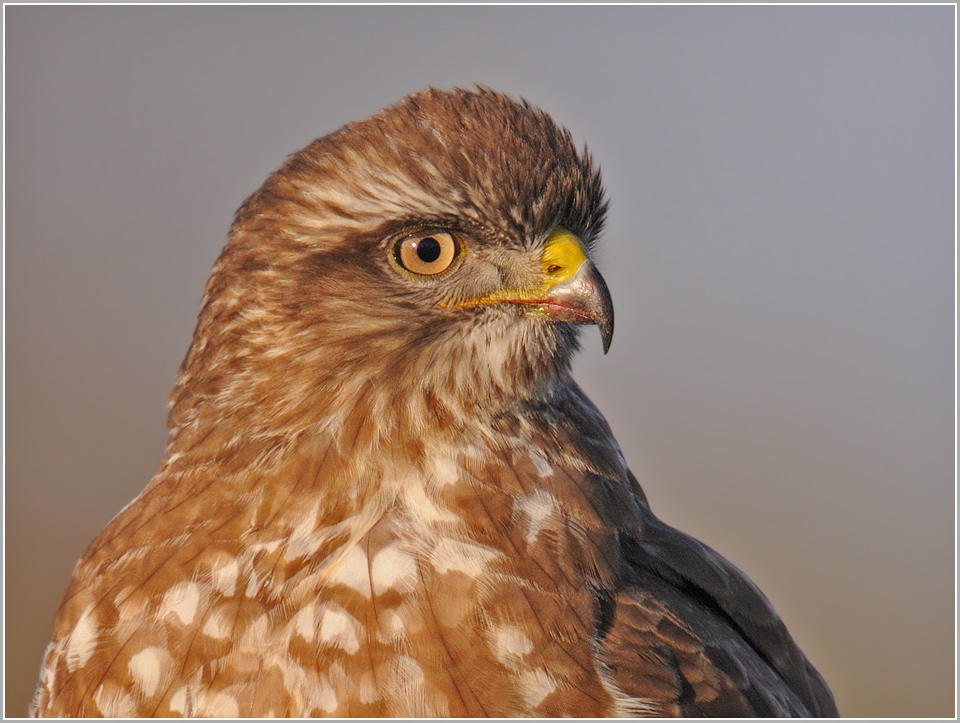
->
{"left": 395, "top": 231, "right": 458, "bottom": 276}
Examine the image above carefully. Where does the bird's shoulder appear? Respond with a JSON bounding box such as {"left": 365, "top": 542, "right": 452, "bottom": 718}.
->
{"left": 601, "top": 494, "right": 837, "bottom": 716}
{"left": 526, "top": 384, "right": 837, "bottom": 717}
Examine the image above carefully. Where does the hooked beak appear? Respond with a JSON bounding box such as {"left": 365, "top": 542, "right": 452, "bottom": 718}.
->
{"left": 447, "top": 228, "right": 615, "bottom": 353}
{"left": 531, "top": 251, "right": 615, "bottom": 353}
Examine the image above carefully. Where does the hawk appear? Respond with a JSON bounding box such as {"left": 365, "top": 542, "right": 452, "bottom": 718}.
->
{"left": 31, "top": 88, "right": 837, "bottom": 717}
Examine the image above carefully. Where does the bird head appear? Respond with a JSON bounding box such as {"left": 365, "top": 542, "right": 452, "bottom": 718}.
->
{"left": 169, "top": 88, "right": 612, "bottom": 452}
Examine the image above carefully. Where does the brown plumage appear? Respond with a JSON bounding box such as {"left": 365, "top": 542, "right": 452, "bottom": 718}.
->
{"left": 31, "top": 87, "right": 837, "bottom": 717}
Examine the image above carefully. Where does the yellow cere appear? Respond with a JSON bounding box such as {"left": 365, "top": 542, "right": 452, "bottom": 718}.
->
{"left": 444, "top": 228, "right": 588, "bottom": 308}
{"left": 540, "top": 228, "right": 588, "bottom": 286}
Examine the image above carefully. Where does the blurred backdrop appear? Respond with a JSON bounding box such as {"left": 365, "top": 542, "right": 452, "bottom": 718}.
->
{"left": 4, "top": 5, "right": 955, "bottom": 717}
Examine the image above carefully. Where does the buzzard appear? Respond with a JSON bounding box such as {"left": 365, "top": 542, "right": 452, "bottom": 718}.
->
{"left": 31, "top": 88, "right": 837, "bottom": 717}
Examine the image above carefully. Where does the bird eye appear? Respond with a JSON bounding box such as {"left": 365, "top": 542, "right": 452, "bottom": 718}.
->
{"left": 394, "top": 232, "right": 459, "bottom": 276}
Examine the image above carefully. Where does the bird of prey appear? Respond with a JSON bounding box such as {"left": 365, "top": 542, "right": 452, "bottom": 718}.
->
{"left": 31, "top": 87, "right": 837, "bottom": 717}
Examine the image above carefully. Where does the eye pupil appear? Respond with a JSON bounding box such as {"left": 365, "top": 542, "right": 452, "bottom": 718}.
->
{"left": 417, "top": 237, "right": 442, "bottom": 263}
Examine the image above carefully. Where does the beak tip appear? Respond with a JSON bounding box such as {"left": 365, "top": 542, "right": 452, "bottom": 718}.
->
{"left": 600, "top": 318, "right": 613, "bottom": 354}
{"left": 597, "top": 272, "right": 614, "bottom": 354}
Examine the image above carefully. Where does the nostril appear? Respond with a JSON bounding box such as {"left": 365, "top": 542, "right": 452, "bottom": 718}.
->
{"left": 547, "top": 264, "right": 563, "bottom": 274}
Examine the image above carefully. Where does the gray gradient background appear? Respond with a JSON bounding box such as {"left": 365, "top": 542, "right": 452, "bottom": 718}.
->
{"left": 4, "top": 5, "right": 955, "bottom": 718}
